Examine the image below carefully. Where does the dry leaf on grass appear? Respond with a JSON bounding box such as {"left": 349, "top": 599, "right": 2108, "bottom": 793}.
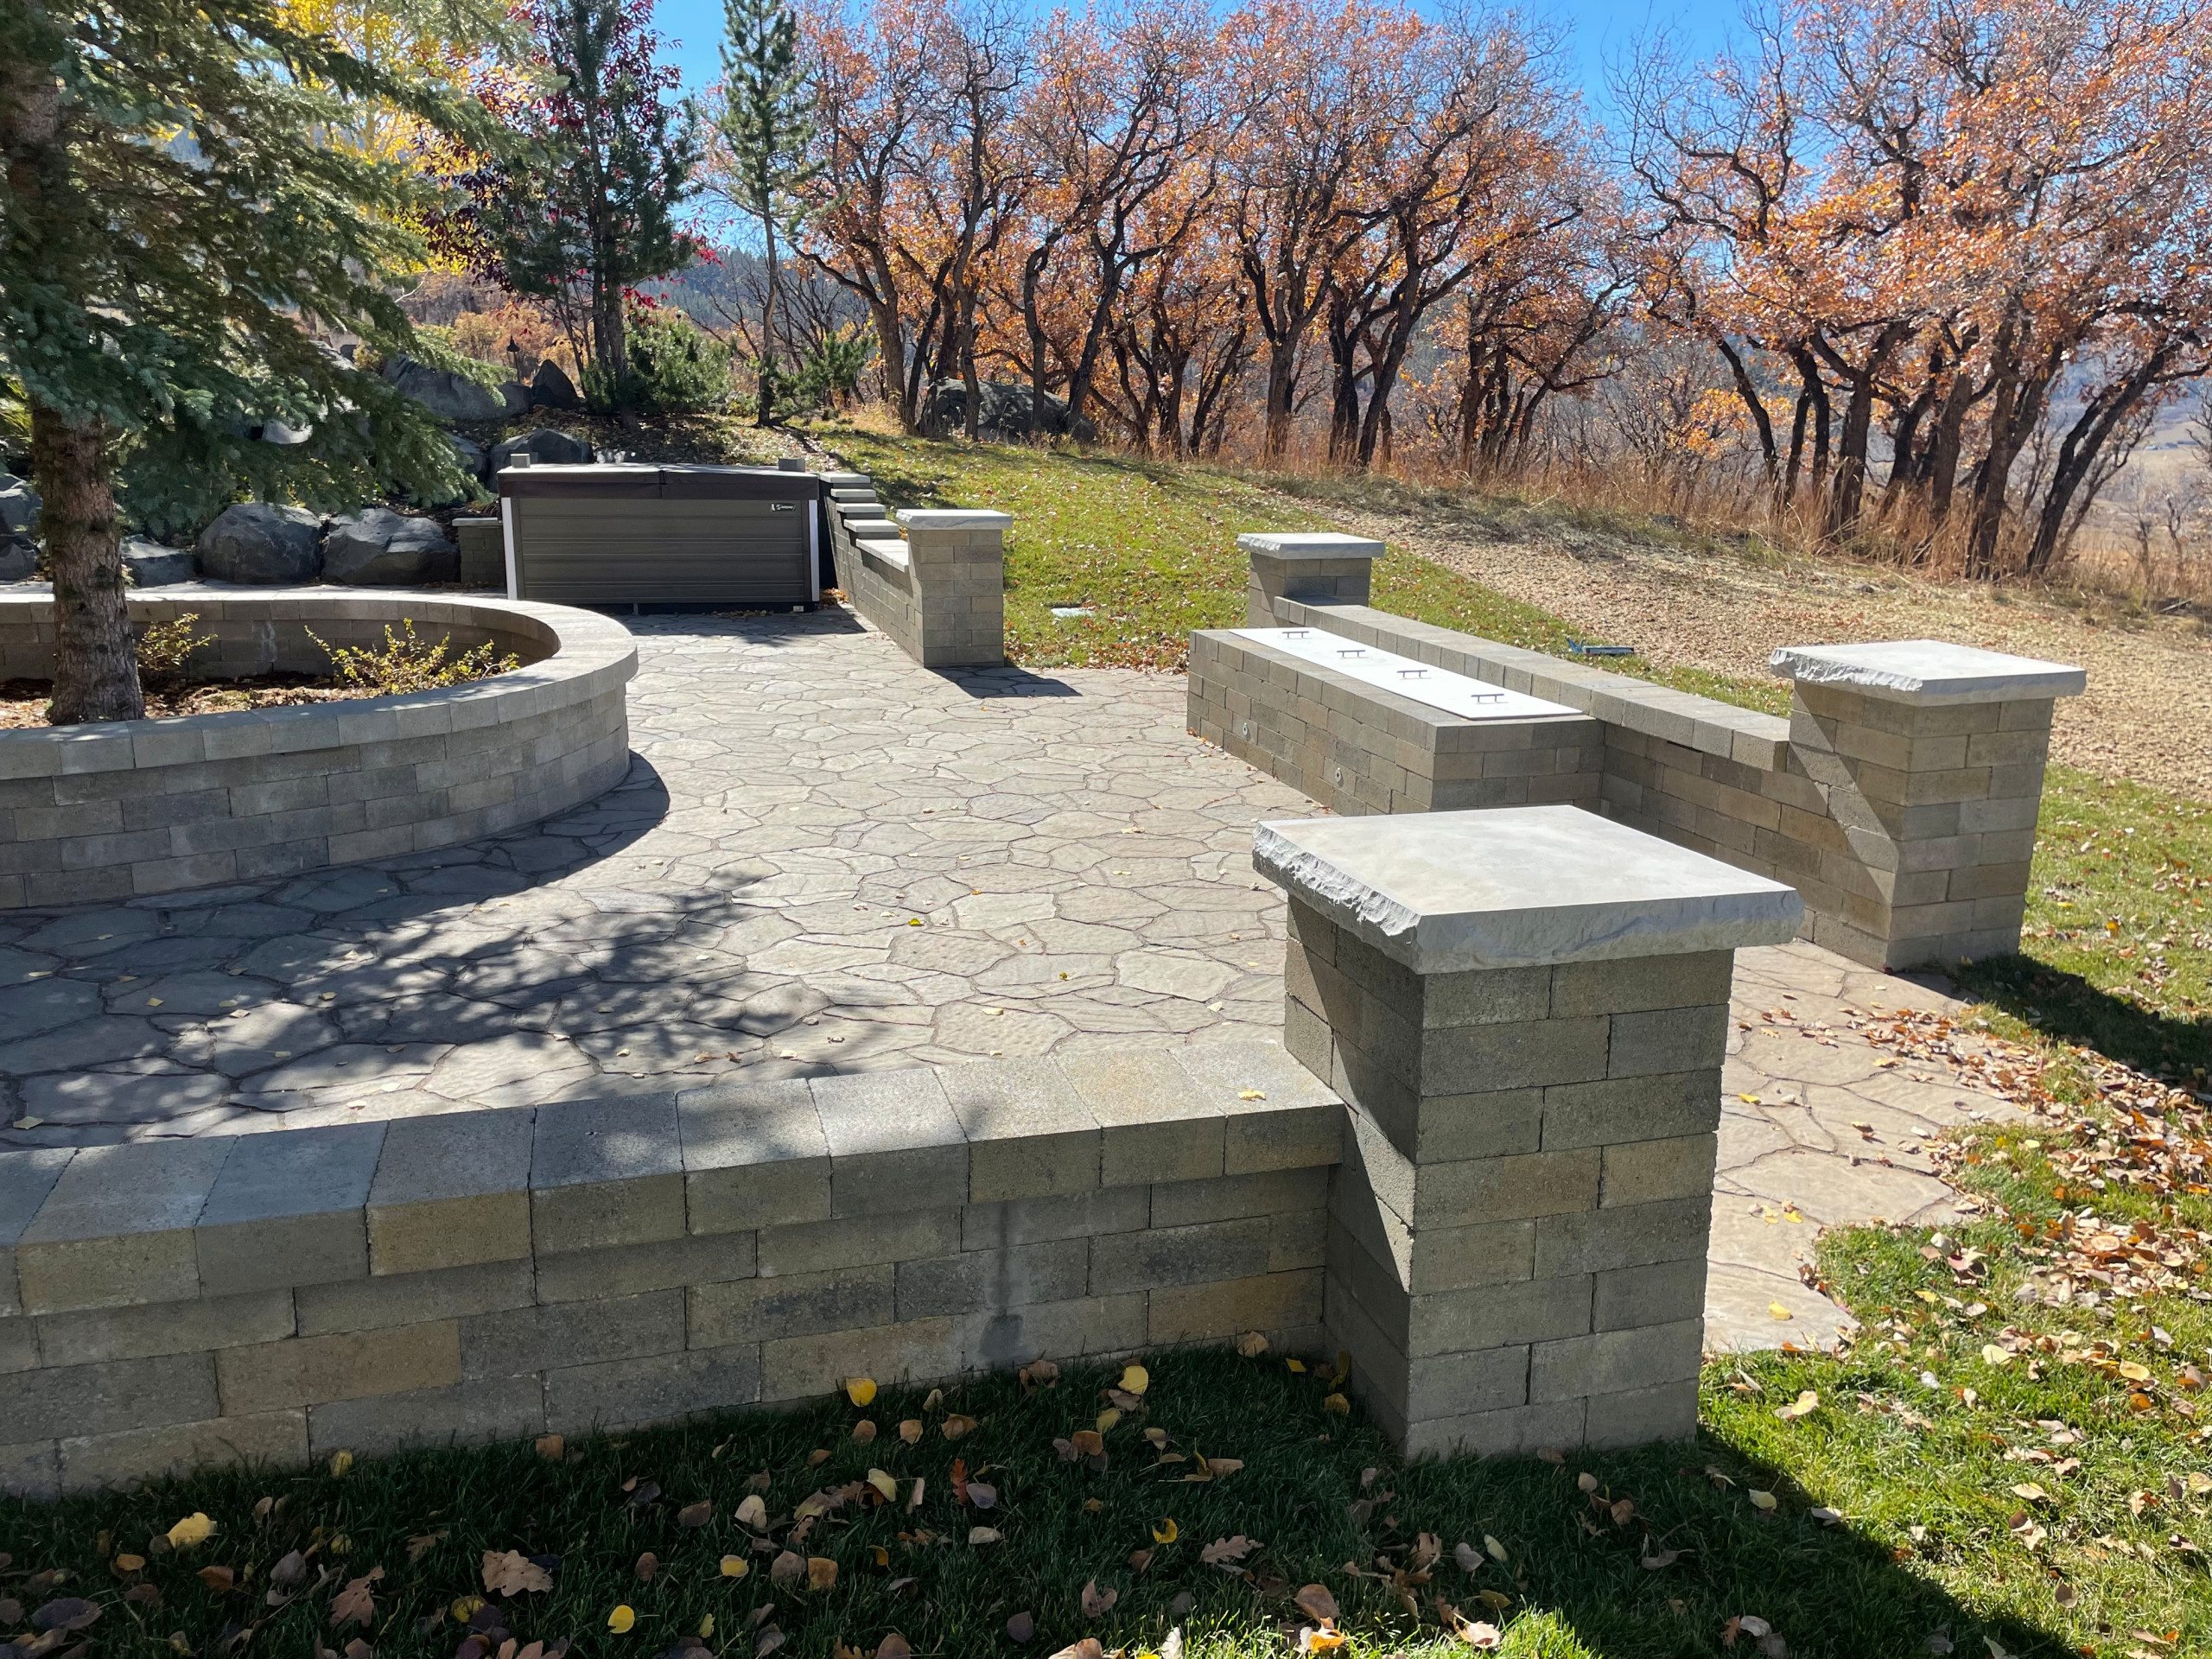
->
{"left": 1201, "top": 1536, "right": 1256, "bottom": 1571}
{"left": 166, "top": 1515, "right": 214, "bottom": 1550}
{"left": 736, "top": 1495, "right": 768, "bottom": 1529}
{"left": 806, "top": 1558, "right": 837, "bottom": 1592}
{"left": 874, "top": 1638, "right": 911, "bottom": 1659}
{"left": 1293, "top": 1585, "right": 1339, "bottom": 1622}
{"left": 943, "top": 1415, "right": 977, "bottom": 1440}
{"left": 969, "top": 1528, "right": 1002, "bottom": 1546}
{"left": 898, "top": 1420, "right": 923, "bottom": 1445}
{"left": 328, "top": 1569, "right": 383, "bottom": 1630}
{"left": 1775, "top": 1390, "right": 1820, "bottom": 1422}
{"left": 1005, "top": 1611, "right": 1034, "bottom": 1643}
{"left": 1080, "top": 1580, "right": 1118, "bottom": 1618}
{"left": 1236, "top": 1331, "right": 1269, "bottom": 1357}
{"left": 770, "top": 1552, "right": 804, "bottom": 1586}
{"left": 534, "top": 1434, "right": 563, "bottom": 1461}
{"left": 481, "top": 1553, "right": 551, "bottom": 1597}
{"left": 1045, "top": 1643, "right": 1103, "bottom": 1659}
{"left": 719, "top": 1557, "right": 749, "bottom": 1580}
{"left": 845, "top": 1377, "right": 877, "bottom": 1407}
{"left": 197, "top": 1567, "right": 234, "bottom": 1593}
{"left": 677, "top": 1502, "right": 713, "bottom": 1528}
{"left": 851, "top": 1421, "right": 877, "bottom": 1443}
{"left": 606, "top": 1607, "right": 634, "bottom": 1636}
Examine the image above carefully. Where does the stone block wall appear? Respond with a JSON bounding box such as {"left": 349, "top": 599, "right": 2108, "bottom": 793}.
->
{"left": 1187, "top": 629, "right": 1603, "bottom": 816}
{"left": 1245, "top": 592, "right": 2076, "bottom": 971}
{"left": 0, "top": 1042, "right": 1339, "bottom": 1497}
{"left": 824, "top": 481, "right": 1007, "bottom": 670}
{"left": 0, "top": 594, "right": 636, "bottom": 909}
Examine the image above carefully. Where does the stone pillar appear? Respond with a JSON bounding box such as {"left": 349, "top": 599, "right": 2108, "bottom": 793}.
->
{"left": 1770, "top": 640, "right": 2084, "bottom": 969}
{"left": 899, "top": 508, "right": 1009, "bottom": 669}
{"left": 1238, "top": 532, "right": 1383, "bottom": 626}
{"left": 1256, "top": 804, "right": 1802, "bottom": 1457}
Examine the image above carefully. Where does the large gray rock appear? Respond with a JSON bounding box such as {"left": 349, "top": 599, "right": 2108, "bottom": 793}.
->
{"left": 499, "top": 381, "right": 531, "bottom": 417}
{"left": 381, "top": 355, "right": 506, "bottom": 423}
{"left": 122, "top": 536, "right": 197, "bottom": 587}
{"left": 321, "top": 508, "right": 458, "bottom": 586}
{"left": 922, "top": 380, "right": 1098, "bottom": 444}
{"left": 0, "top": 537, "right": 36, "bottom": 582}
{"left": 493, "top": 428, "right": 594, "bottom": 471}
{"left": 448, "top": 434, "right": 489, "bottom": 482}
{"left": 195, "top": 502, "right": 324, "bottom": 583}
{"left": 0, "top": 476, "right": 39, "bottom": 537}
{"left": 531, "top": 361, "right": 582, "bottom": 410}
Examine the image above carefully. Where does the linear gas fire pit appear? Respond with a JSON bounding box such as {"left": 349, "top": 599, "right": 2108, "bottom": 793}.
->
{"left": 498, "top": 464, "right": 823, "bottom": 610}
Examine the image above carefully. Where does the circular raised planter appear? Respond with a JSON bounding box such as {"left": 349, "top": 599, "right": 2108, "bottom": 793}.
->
{"left": 0, "top": 589, "right": 638, "bottom": 909}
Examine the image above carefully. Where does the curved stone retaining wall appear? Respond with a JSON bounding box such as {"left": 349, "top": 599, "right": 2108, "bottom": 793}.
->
{"left": 0, "top": 592, "right": 637, "bottom": 909}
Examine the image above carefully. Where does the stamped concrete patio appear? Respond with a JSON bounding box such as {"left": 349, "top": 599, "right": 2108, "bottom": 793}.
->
{"left": 0, "top": 609, "right": 2010, "bottom": 1348}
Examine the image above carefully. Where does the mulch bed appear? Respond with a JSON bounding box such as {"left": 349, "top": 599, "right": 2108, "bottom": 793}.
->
{"left": 0, "top": 673, "right": 380, "bottom": 728}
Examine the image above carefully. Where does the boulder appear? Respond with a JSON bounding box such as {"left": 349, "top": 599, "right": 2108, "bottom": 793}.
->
{"left": 448, "top": 433, "right": 490, "bottom": 482}
{"left": 0, "top": 537, "right": 36, "bottom": 582}
{"left": 321, "top": 508, "right": 458, "bottom": 586}
{"left": 195, "top": 502, "right": 324, "bottom": 583}
{"left": 0, "top": 476, "right": 40, "bottom": 537}
{"left": 493, "top": 428, "right": 594, "bottom": 471}
{"left": 381, "top": 354, "right": 507, "bottom": 422}
{"left": 122, "top": 536, "right": 197, "bottom": 587}
{"left": 531, "top": 360, "right": 582, "bottom": 410}
{"left": 921, "top": 380, "right": 1098, "bottom": 444}
{"left": 499, "top": 381, "right": 531, "bottom": 417}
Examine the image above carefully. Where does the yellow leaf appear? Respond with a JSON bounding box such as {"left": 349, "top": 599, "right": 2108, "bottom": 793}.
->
{"left": 328, "top": 1451, "right": 353, "bottom": 1478}
{"left": 1775, "top": 1389, "right": 1820, "bottom": 1421}
{"left": 450, "top": 1598, "right": 486, "bottom": 1624}
{"left": 2118, "top": 1362, "right": 2152, "bottom": 1382}
{"left": 1768, "top": 1302, "right": 1794, "bottom": 1321}
{"left": 867, "top": 1469, "right": 898, "bottom": 1502}
{"left": 1982, "top": 1345, "right": 2013, "bottom": 1367}
{"left": 698, "top": 1616, "right": 715, "bottom": 1640}
{"left": 167, "top": 1513, "right": 215, "bottom": 1548}
{"left": 1483, "top": 1534, "right": 1508, "bottom": 1562}
{"left": 1096, "top": 1408, "right": 1122, "bottom": 1433}
{"left": 1120, "top": 1364, "right": 1150, "bottom": 1396}
{"left": 1323, "top": 1393, "right": 1349, "bottom": 1414}
{"left": 1237, "top": 1090, "right": 1265, "bottom": 1101}
{"left": 1153, "top": 1518, "right": 1178, "bottom": 1544}
{"left": 607, "top": 1606, "right": 635, "bottom": 1635}
{"left": 719, "top": 1556, "right": 749, "bottom": 1580}
{"left": 846, "top": 1377, "right": 878, "bottom": 1407}
{"left": 1749, "top": 1491, "right": 1777, "bottom": 1513}
{"left": 1236, "top": 1332, "right": 1270, "bottom": 1358}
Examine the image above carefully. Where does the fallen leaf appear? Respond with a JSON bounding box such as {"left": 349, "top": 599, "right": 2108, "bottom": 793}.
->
{"left": 1119, "top": 1364, "right": 1150, "bottom": 1396}
{"left": 1748, "top": 1491, "right": 1778, "bottom": 1514}
{"left": 405, "top": 1533, "right": 445, "bottom": 1567}
{"left": 329, "top": 1569, "right": 383, "bottom": 1630}
{"left": 632, "top": 1553, "right": 658, "bottom": 1583}
{"left": 167, "top": 1515, "right": 215, "bottom": 1549}
{"left": 1202, "top": 1536, "right": 1255, "bottom": 1570}
{"left": 481, "top": 1553, "right": 551, "bottom": 1597}
{"left": 967, "top": 1482, "right": 999, "bottom": 1510}
{"left": 1483, "top": 1535, "right": 1508, "bottom": 1562}
{"left": 1006, "top": 1611, "right": 1035, "bottom": 1644}
{"left": 718, "top": 1557, "right": 748, "bottom": 1580}
{"left": 198, "top": 1567, "right": 235, "bottom": 1593}
{"left": 805, "top": 1559, "right": 836, "bottom": 1592}
{"left": 943, "top": 1414, "right": 977, "bottom": 1440}
{"left": 770, "top": 1553, "right": 804, "bottom": 1587}
{"left": 1294, "top": 1585, "right": 1339, "bottom": 1622}
{"left": 1046, "top": 1643, "right": 1103, "bottom": 1659}
{"left": 1071, "top": 1430, "right": 1105, "bottom": 1457}
{"left": 1641, "top": 1542, "right": 1682, "bottom": 1570}
{"left": 606, "top": 1607, "right": 634, "bottom": 1636}
{"left": 30, "top": 1600, "right": 99, "bottom": 1634}
{"left": 846, "top": 1377, "right": 878, "bottom": 1407}
{"left": 898, "top": 1420, "right": 923, "bottom": 1445}
{"left": 1153, "top": 1518, "right": 1179, "bottom": 1544}
{"left": 534, "top": 1435, "right": 563, "bottom": 1461}
{"left": 1322, "top": 1393, "right": 1349, "bottom": 1414}
{"left": 874, "top": 1638, "right": 911, "bottom": 1659}
{"left": 909, "top": 1478, "right": 925, "bottom": 1511}
{"left": 1081, "top": 1580, "right": 1118, "bottom": 1618}
{"left": 1768, "top": 1302, "right": 1794, "bottom": 1321}
{"left": 677, "top": 1502, "right": 713, "bottom": 1528}
{"left": 1809, "top": 1508, "right": 1843, "bottom": 1527}
{"left": 735, "top": 1495, "right": 768, "bottom": 1530}
{"left": 328, "top": 1451, "right": 354, "bottom": 1478}
{"left": 1020, "top": 1359, "right": 1060, "bottom": 1390}
{"left": 1236, "top": 1332, "right": 1269, "bottom": 1358}
{"left": 969, "top": 1528, "right": 1002, "bottom": 1546}
{"left": 866, "top": 1469, "right": 898, "bottom": 1503}
{"left": 1776, "top": 1390, "right": 1820, "bottom": 1422}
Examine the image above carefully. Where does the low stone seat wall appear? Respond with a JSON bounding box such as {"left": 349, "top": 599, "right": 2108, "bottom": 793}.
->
{"left": 1189, "top": 626, "right": 1604, "bottom": 815}
{"left": 823, "top": 477, "right": 1007, "bottom": 669}
{"left": 0, "top": 592, "right": 636, "bottom": 908}
{"left": 1215, "top": 535, "right": 2084, "bottom": 972}
{"left": 0, "top": 1041, "right": 1339, "bottom": 1497}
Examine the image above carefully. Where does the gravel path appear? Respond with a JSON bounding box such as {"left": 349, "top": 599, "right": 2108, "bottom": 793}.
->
{"left": 1316, "top": 504, "right": 2212, "bottom": 799}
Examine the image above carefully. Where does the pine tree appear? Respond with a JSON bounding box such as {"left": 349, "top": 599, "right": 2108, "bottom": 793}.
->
{"left": 715, "top": 0, "right": 818, "bottom": 425}
{"left": 487, "top": 0, "right": 702, "bottom": 413}
{"left": 0, "top": 0, "right": 504, "bottom": 723}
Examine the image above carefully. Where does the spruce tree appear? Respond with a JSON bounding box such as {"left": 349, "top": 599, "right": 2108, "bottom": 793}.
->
{"left": 716, "top": 0, "right": 817, "bottom": 424}
{"left": 0, "top": 0, "right": 504, "bottom": 723}
{"left": 487, "top": 0, "right": 702, "bottom": 412}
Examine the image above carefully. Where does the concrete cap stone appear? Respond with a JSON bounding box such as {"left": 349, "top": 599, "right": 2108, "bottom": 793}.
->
{"left": 1769, "top": 639, "right": 2086, "bottom": 704}
{"left": 895, "top": 509, "right": 1013, "bottom": 531}
{"left": 1254, "top": 805, "right": 1802, "bottom": 973}
{"left": 1236, "top": 532, "right": 1385, "bottom": 561}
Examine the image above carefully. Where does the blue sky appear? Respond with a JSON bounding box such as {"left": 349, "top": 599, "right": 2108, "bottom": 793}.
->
{"left": 647, "top": 0, "right": 1740, "bottom": 121}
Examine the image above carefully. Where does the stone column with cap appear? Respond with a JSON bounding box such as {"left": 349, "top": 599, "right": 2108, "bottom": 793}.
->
{"left": 1238, "top": 531, "right": 1384, "bottom": 626}
{"left": 1256, "top": 804, "right": 1802, "bottom": 1457}
{"left": 1768, "top": 640, "right": 2084, "bottom": 969}
{"left": 899, "top": 508, "right": 1010, "bottom": 669}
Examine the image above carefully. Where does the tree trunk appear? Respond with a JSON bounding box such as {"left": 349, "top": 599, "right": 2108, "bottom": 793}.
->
{"left": 758, "top": 208, "right": 781, "bottom": 427}
{"left": 33, "top": 406, "right": 143, "bottom": 725}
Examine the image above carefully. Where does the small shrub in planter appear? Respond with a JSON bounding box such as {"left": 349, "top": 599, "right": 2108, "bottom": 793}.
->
{"left": 135, "top": 613, "right": 216, "bottom": 692}
{"left": 308, "top": 619, "right": 520, "bottom": 696}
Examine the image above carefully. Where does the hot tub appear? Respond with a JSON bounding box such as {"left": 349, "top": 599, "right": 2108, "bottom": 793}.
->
{"left": 498, "top": 464, "right": 823, "bottom": 610}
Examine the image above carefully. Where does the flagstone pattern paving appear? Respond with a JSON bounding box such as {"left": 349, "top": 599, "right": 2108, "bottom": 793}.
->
{"left": 0, "top": 609, "right": 2012, "bottom": 1349}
